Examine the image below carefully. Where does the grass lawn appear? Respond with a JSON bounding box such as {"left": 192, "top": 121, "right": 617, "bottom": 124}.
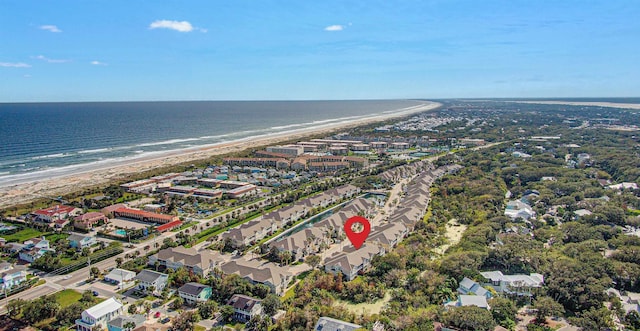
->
{"left": 3, "top": 228, "right": 45, "bottom": 242}
{"left": 54, "top": 289, "right": 82, "bottom": 307}
{"left": 195, "top": 326, "right": 206, "bottom": 331}
{"left": 45, "top": 232, "right": 69, "bottom": 243}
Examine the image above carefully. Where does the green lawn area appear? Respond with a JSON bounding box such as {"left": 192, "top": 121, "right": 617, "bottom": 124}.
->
{"left": 195, "top": 326, "right": 206, "bottom": 331}
{"left": 2, "top": 228, "right": 45, "bottom": 242}
{"left": 45, "top": 232, "right": 69, "bottom": 243}
{"left": 54, "top": 289, "right": 82, "bottom": 307}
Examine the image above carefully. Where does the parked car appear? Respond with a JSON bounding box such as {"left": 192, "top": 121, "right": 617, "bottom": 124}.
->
{"left": 160, "top": 317, "right": 170, "bottom": 324}
{"left": 154, "top": 311, "right": 161, "bottom": 318}
{"left": 92, "top": 291, "right": 99, "bottom": 296}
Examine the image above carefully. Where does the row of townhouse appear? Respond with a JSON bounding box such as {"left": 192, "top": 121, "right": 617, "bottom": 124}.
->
{"left": 270, "top": 198, "right": 376, "bottom": 262}
{"left": 146, "top": 246, "right": 292, "bottom": 295}
{"left": 148, "top": 246, "right": 222, "bottom": 277}
{"left": 220, "top": 259, "right": 292, "bottom": 295}
{"left": 219, "top": 184, "right": 360, "bottom": 248}
{"left": 324, "top": 165, "right": 462, "bottom": 280}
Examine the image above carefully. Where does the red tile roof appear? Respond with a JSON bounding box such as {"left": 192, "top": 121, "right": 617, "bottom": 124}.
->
{"left": 32, "top": 205, "right": 76, "bottom": 216}
{"left": 156, "top": 220, "right": 183, "bottom": 232}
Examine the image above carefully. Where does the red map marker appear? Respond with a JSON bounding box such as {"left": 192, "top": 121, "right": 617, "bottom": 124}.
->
{"left": 344, "top": 216, "right": 371, "bottom": 249}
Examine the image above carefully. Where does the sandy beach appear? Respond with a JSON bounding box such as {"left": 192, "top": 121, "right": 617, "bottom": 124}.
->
{"left": 511, "top": 100, "right": 640, "bottom": 110}
{"left": 0, "top": 102, "right": 441, "bottom": 209}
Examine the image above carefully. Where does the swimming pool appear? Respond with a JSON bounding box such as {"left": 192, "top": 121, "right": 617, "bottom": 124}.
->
{"left": 115, "top": 229, "right": 127, "bottom": 236}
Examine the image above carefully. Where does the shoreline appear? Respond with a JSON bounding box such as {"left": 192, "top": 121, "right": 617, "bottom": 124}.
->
{"left": 0, "top": 102, "right": 441, "bottom": 209}
{"left": 509, "top": 100, "right": 640, "bottom": 110}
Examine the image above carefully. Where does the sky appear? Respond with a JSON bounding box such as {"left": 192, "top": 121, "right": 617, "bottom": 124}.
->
{"left": 1, "top": 0, "right": 639, "bottom": 102}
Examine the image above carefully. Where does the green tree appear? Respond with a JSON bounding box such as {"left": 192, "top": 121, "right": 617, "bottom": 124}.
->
{"left": 532, "top": 296, "right": 565, "bottom": 324}
{"left": 55, "top": 302, "right": 85, "bottom": 326}
{"left": 6, "top": 298, "right": 26, "bottom": 317}
{"left": 262, "top": 294, "right": 281, "bottom": 316}
{"left": 90, "top": 266, "right": 101, "bottom": 280}
{"left": 171, "top": 296, "right": 184, "bottom": 310}
{"left": 442, "top": 305, "right": 496, "bottom": 331}
{"left": 220, "top": 304, "right": 235, "bottom": 323}
{"left": 197, "top": 300, "right": 218, "bottom": 319}
{"left": 115, "top": 257, "right": 123, "bottom": 267}
{"left": 305, "top": 254, "right": 322, "bottom": 269}
{"left": 172, "top": 310, "right": 199, "bottom": 331}
{"left": 570, "top": 307, "right": 614, "bottom": 331}
{"left": 247, "top": 315, "right": 272, "bottom": 331}
{"left": 128, "top": 302, "right": 138, "bottom": 315}
{"left": 490, "top": 297, "right": 517, "bottom": 329}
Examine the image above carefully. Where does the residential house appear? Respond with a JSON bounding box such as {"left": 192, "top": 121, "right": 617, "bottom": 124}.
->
{"left": 178, "top": 282, "right": 212, "bottom": 305}
{"left": 132, "top": 325, "right": 170, "bottom": 331}
{"left": 148, "top": 246, "right": 221, "bottom": 276}
{"left": 313, "top": 316, "right": 362, "bottom": 331}
{"left": 104, "top": 268, "right": 136, "bottom": 286}
{"left": 107, "top": 315, "right": 146, "bottom": 331}
{"left": 324, "top": 243, "right": 385, "bottom": 281}
{"left": 68, "top": 234, "right": 97, "bottom": 250}
{"left": 480, "top": 271, "right": 543, "bottom": 296}
{"left": 227, "top": 294, "right": 263, "bottom": 322}
{"left": 74, "top": 212, "right": 108, "bottom": 230}
{"left": 19, "top": 237, "right": 54, "bottom": 263}
{"left": 504, "top": 200, "right": 536, "bottom": 220}
{"left": 445, "top": 295, "right": 490, "bottom": 310}
{"left": 76, "top": 297, "right": 124, "bottom": 331}
{"left": 0, "top": 262, "right": 27, "bottom": 290}
{"left": 134, "top": 270, "right": 168, "bottom": 295}
{"left": 606, "top": 288, "right": 640, "bottom": 314}
{"left": 457, "top": 277, "right": 492, "bottom": 299}
{"left": 220, "top": 260, "right": 292, "bottom": 295}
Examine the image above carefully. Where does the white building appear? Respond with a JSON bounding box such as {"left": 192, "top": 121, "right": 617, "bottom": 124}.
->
{"left": 504, "top": 200, "right": 535, "bottom": 220}
{"left": 104, "top": 268, "right": 136, "bottom": 287}
{"left": 480, "top": 271, "right": 544, "bottom": 296}
{"left": 134, "top": 270, "right": 168, "bottom": 295}
{"left": 75, "top": 297, "right": 124, "bottom": 331}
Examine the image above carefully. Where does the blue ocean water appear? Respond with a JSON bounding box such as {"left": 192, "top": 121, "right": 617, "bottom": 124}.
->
{"left": 0, "top": 100, "right": 421, "bottom": 184}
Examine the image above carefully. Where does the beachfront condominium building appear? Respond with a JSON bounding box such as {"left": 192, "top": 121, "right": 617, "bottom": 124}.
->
{"left": 266, "top": 145, "right": 304, "bottom": 157}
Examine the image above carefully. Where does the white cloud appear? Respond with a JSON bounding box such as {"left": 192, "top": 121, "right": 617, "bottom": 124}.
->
{"left": 40, "top": 25, "right": 62, "bottom": 33}
{"left": 324, "top": 25, "right": 344, "bottom": 31}
{"left": 0, "top": 62, "right": 31, "bottom": 68}
{"left": 32, "top": 55, "right": 70, "bottom": 63}
{"left": 149, "top": 20, "right": 203, "bottom": 32}
{"left": 91, "top": 60, "right": 108, "bottom": 66}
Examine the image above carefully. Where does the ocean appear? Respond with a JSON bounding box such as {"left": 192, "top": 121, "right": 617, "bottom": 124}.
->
{"left": 0, "top": 100, "right": 422, "bottom": 186}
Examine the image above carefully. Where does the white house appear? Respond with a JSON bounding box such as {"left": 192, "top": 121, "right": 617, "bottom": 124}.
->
{"left": 18, "top": 237, "right": 54, "bottom": 263}
{"left": 0, "top": 262, "right": 27, "bottom": 290}
{"left": 480, "top": 271, "right": 544, "bottom": 296}
{"left": 135, "top": 270, "right": 168, "bottom": 295}
{"left": 68, "top": 234, "right": 97, "bottom": 250}
{"left": 445, "top": 295, "right": 490, "bottom": 310}
{"left": 504, "top": 200, "right": 535, "bottom": 220}
{"left": 104, "top": 268, "right": 136, "bottom": 287}
{"left": 75, "top": 297, "right": 124, "bottom": 331}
